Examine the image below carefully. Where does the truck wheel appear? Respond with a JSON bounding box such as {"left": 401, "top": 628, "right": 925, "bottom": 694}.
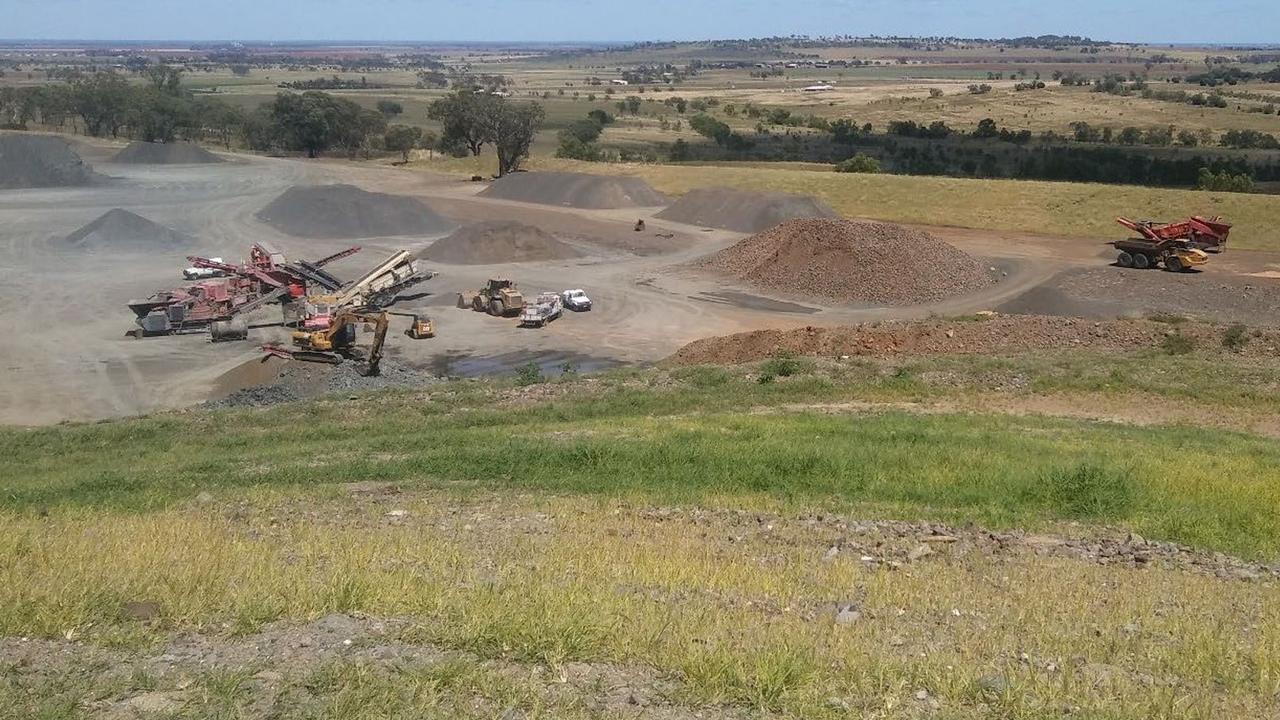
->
{"left": 1165, "top": 255, "right": 1183, "bottom": 272}
{"left": 1116, "top": 251, "right": 1134, "bottom": 268}
{"left": 1132, "top": 253, "right": 1150, "bottom": 270}
{"left": 490, "top": 299, "right": 505, "bottom": 316}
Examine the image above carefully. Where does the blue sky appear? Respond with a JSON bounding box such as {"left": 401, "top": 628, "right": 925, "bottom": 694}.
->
{"left": 1, "top": 0, "right": 1276, "bottom": 44}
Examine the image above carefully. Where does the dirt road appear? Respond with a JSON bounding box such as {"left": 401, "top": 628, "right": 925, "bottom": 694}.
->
{"left": 1, "top": 139, "right": 1276, "bottom": 424}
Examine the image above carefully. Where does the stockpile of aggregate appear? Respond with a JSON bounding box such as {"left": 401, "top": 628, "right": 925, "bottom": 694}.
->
{"left": 700, "top": 217, "right": 993, "bottom": 306}
{"left": 256, "top": 185, "right": 455, "bottom": 239}
{"left": 657, "top": 187, "right": 837, "bottom": 232}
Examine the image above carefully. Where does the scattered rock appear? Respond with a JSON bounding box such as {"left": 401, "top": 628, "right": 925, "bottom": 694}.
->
{"left": 121, "top": 601, "right": 160, "bottom": 622}
{"left": 977, "top": 674, "right": 1009, "bottom": 695}
{"left": 195, "top": 491, "right": 214, "bottom": 504}
{"left": 915, "top": 689, "right": 929, "bottom": 701}
{"left": 907, "top": 544, "right": 934, "bottom": 561}
{"left": 834, "top": 604, "right": 861, "bottom": 625}
{"left": 124, "top": 691, "right": 181, "bottom": 714}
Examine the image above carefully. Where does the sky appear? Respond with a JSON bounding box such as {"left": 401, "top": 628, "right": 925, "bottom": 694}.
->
{"left": 1, "top": 0, "right": 1276, "bottom": 45}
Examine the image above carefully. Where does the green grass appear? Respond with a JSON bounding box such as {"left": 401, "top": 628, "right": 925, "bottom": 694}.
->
{"left": 2, "top": 353, "right": 1279, "bottom": 559}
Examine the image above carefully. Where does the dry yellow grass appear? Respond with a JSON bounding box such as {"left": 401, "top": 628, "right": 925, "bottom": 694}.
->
{"left": 418, "top": 155, "right": 1280, "bottom": 250}
{"left": 3, "top": 494, "right": 1278, "bottom": 718}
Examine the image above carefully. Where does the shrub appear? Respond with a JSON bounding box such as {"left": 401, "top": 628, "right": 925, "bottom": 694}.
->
{"left": 1161, "top": 333, "right": 1195, "bottom": 355}
{"left": 516, "top": 362, "right": 543, "bottom": 386}
{"left": 1221, "top": 324, "right": 1250, "bottom": 351}
{"left": 834, "top": 153, "right": 881, "bottom": 173}
{"left": 759, "top": 351, "right": 812, "bottom": 378}
{"left": 1197, "top": 167, "right": 1255, "bottom": 193}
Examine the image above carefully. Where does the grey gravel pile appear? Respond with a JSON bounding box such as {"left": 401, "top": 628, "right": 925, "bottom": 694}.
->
{"left": 0, "top": 134, "right": 102, "bottom": 189}
{"left": 657, "top": 187, "right": 837, "bottom": 232}
{"left": 480, "top": 171, "right": 667, "bottom": 209}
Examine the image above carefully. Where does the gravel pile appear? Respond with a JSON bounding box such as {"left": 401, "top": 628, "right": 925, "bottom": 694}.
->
{"left": 0, "top": 134, "right": 102, "bottom": 189}
{"left": 423, "top": 220, "right": 582, "bottom": 264}
{"left": 480, "top": 171, "right": 667, "bottom": 209}
{"left": 256, "top": 185, "right": 455, "bottom": 239}
{"left": 700, "top": 217, "right": 993, "bottom": 306}
{"left": 110, "top": 141, "right": 223, "bottom": 164}
{"left": 208, "top": 356, "right": 439, "bottom": 409}
{"left": 667, "top": 315, "right": 1280, "bottom": 365}
{"left": 657, "top": 187, "right": 837, "bottom": 232}
{"left": 63, "top": 208, "right": 195, "bottom": 251}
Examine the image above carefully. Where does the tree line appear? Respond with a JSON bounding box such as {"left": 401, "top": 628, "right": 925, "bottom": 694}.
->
{"left": 0, "top": 69, "right": 545, "bottom": 175}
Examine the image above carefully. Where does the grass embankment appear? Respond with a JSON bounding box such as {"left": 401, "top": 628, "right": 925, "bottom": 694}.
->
{"left": 417, "top": 154, "right": 1280, "bottom": 251}
{"left": 2, "top": 353, "right": 1279, "bottom": 718}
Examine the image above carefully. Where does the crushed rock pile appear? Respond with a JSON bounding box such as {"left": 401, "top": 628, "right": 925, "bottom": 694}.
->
{"left": 208, "top": 357, "right": 439, "bottom": 409}
{"left": 480, "top": 171, "right": 667, "bottom": 209}
{"left": 657, "top": 187, "right": 838, "bottom": 232}
{"left": 700, "top": 217, "right": 993, "bottom": 306}
{"left": 423, "top": 220, "right": 583, "bottom": 264}
{"left": 256, "top": 185, "right": 455, "bottom": 239}
{"left": 63, "top": 208, "right": 195, "bottom": 250}
{"left": 110, "top": 141, "right": 223, "bottom": 164}
{"left": 667, "top": 315, "right": 1280, "bottom": 365}
{"left": 0, "top": 134, "right": 102, "bottom": 189}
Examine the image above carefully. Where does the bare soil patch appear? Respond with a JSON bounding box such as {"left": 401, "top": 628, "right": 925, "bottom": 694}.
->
{"left": 480, "top": 171, "right": 668, "bottom": 209}
{"left": 657, "top": 187, "right": 837, "bottom": 232}
{"left": 0, "top": 134, "right": 102, "bottom": 189}
{"left": 423, "top": 220, "right": 583, "bottom": 264}
{"left": 110, "top": 140, "right": 223, "bottom": 164}
{"left": 667, "top": 314, "right": 1280, "bottom": 365}
{"left": 256, "top": 184, "right": 455, "bottom": 239}
{"left": 699, "top": 217, "right": 993, "bottom": 305}
{"left": 62, "top": 208, "right": 195, "bottom": 251}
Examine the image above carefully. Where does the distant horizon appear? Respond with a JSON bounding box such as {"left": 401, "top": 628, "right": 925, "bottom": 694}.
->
{"left": 2, "top": 0, "right": 1278, "bottom": 47}
{"left": 1, "top": 37, "right": 1278, "bottom": 50}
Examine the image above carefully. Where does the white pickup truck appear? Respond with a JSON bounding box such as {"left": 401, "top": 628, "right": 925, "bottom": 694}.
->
{"left": 183, "top": 258, "right": 226, "bottom": 280}
{"left": 561, "top": 288, "right": 592, "bottom": 312}
{"left": 519, "top": 292, "right": 564, "bottom": 328}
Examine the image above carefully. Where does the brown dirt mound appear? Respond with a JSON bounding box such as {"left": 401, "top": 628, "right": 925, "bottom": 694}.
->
{"left": 657, "top": 187, "right": 837, "bottom": 232}
{"left": 111, "top": 141, "right": 223, "bottom": 164}
{"left": 63, "top": 208, "right": 195, "bottom": 251}
{"left": 668, "top": 315, "right": 1280, "bottom": 365}
{"left": 480, "top": 171, "right": 667, "bottom": 209}
{"left": 423, "top": 220, "right": 583, "bottom": 264}
{"left": 700, "top": 218, "right": 992, "bottom": 306}
{"left": 0, "top": 134, "right": 102, "bottom": 189}
{"left": 256, "top": 184, "right": 455, "bottom": 239}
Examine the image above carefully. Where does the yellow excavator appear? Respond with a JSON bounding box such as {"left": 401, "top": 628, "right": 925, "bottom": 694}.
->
{"left": 290, "top": 308, "right": 389, "bottom": 376}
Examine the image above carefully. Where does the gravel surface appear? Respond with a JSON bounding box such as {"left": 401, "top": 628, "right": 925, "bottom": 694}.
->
{"left": 423, "top": 220, "right": 583, "bottom": 264}
{"left": 1001, "top": 266, "right": 1280, "bottom": 327}
{"left": 110, "top": 141, "right": 223, "bottom": 164}
{"left": 62, "top": 208, "right": 195, "bottom": 251}
{"left": 667, "top": 314, "right": 1280, "bottom": 365}
{"left": 256, "top": 184, "right": 455, "bottom": 239}
{"left": 699, "top": 217, "right": 994, "bottom": 306}
{"left": 207, "top": 357, "right": 440, "bottom": 408}
{"left": 480, "top": 171, "right": 668, "bottom": 209}
{"left": 657, "top": 187, "right": 837, "bottom": 232}
{"left": 0, "top": 134, "right": 102, "bottom": 189}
